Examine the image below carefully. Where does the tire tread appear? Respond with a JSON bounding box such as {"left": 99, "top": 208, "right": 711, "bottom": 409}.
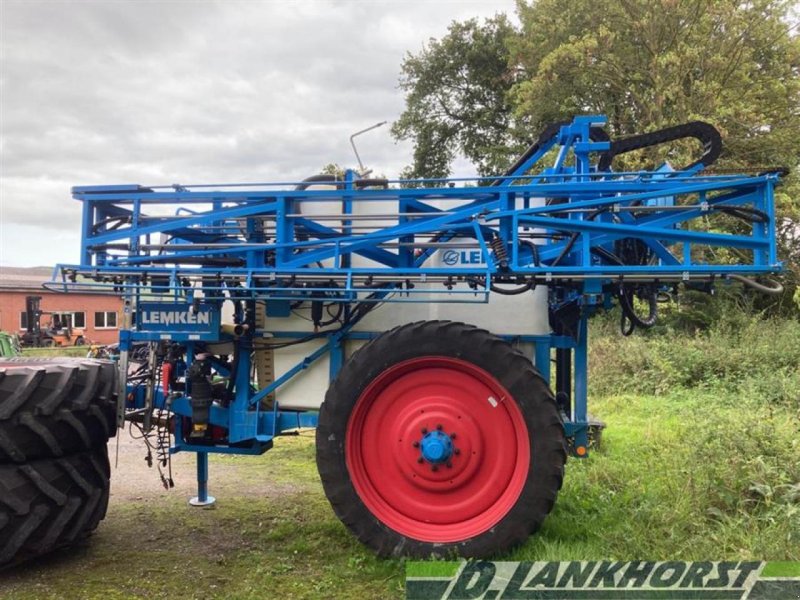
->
{"left": 0, "top": 359, "right": 117, "bottom": 463}
{"left": 316, "top": 320, "right": 567, "bottom": 558}
{"left": 0, "top": 445, "right": 110, "bottom": 566}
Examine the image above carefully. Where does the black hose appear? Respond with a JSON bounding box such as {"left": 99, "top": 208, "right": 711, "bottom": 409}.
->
{"left": 590, "top": 246, "right": 624, "bottom": 265}
{"left": 598, "top": 121, "right": 722, "bottom": 172}
{"left": 520, "top": 239, "right": 541, "bottom": 267}
{"left": 551, "top": 233, "right": 579, "bottom": 267}
{"left": 317, "top": 301, "right": 343, "bottom": 328}
{"left": 294, "top": 174, "right": 343, "bottom": 191}
{"left": 466, "top": 276, "right": 534, "bottom": 295}
{"left": 550, "top": 208, "right": 609, "bottom": 267}
{"left": 491, "top": 281, "right": 535, "bottom": 295}
{"left": 617, "top": 284, "right": 658, "bottom": 333}
{"left": 620, "top": 312, "right": 636, "bottom": 337}
{"left": 715, "top": 205, "right": 769, "bottom": 224}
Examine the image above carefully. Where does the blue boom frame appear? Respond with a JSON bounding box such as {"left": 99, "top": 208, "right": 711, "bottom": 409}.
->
{"left": 48, "top": 116, "right": 781, "bottom": 503}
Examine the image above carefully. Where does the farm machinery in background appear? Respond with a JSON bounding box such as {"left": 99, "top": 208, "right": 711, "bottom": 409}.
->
{"left": 18, "top": 295, "right": 88, "bottom": 347}
{"left": 0, "top": 116, "right": 783, "bottom": 564}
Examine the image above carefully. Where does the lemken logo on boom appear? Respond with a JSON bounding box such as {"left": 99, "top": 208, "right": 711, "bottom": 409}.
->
{"left": 137, "top": 303, "right": 217, "bottom": 334}
{"left": 140, "top": 310, "right": 211, "bottom": 326}
{"left": 441, "top": 249, "right": 483, "bottom": 266}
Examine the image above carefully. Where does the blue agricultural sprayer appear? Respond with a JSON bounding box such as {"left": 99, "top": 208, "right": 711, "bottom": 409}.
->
{"left": 0, "top": 116, "right": 784, "bottom": 563}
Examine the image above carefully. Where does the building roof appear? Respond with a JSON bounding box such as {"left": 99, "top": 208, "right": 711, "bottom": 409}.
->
{"left": 0, "top": 266, "right": 55, "bottom": 290}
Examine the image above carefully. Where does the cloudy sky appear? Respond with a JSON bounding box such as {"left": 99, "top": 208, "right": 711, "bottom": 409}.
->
{"left": 0, "top": 0, "right": 518, "bottom": 267}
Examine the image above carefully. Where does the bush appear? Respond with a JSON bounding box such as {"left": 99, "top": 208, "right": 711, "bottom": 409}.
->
{"left": 589, "top": 314, "right": 800, "bottom": 410}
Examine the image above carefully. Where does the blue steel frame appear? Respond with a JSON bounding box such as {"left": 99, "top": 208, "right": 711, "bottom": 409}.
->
{"left": 47, "top": 116, "right": 781, "bottom": 500}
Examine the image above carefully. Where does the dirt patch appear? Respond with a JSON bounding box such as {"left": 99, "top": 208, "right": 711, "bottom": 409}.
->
{"left": 108, "top": 429, "right": 307, "bottom": 502}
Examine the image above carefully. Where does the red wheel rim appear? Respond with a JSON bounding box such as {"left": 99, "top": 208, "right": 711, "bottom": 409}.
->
{"left": 345, "top": 356, "right": 530, "bottom": 542}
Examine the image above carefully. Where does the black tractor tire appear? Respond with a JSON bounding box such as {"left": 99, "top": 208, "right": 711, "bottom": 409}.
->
{"left": 0, "top": 444, "right": 110, "bottom": 567}
{"left": 316, "top": 320, "right": 567, "bottom": 558}
{"left": 0, "top": 359, "right": 117, "bottom": 464}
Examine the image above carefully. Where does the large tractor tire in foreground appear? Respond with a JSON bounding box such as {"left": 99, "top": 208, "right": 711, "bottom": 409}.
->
{"left": 0, "top": 445, "right": 111, "bottom": 566}
{"left": 0, "top": 359, "right": 116, "bottom": 566}
{"left": 317, "top": 320, "right": 567, "bottom": 558}
{"left": 0, "top": 359, "right": 117, "bottom": 463}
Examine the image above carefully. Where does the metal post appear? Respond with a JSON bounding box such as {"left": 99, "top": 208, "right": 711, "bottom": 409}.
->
{"left": 189, "top": 451, "right": 215, "bottom": 507}
{"left": 572, "top": 313, "right": 590, "bottom": 454}
{"left": 228, "top": 335, "right": 254, "bottom": 444}
{"left": 534, "top": 340, "right": 551, "bottom": 386}
{"left": 342, "top": 170, "right": 354, "bottom": 269}
{"left": 555, "top": 347, "right": 572, "bottom": 415}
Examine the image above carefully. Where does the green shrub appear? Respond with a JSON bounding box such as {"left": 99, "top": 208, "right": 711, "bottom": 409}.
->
{"left": 589, "top": 315, "right": 800, "bottom": 410}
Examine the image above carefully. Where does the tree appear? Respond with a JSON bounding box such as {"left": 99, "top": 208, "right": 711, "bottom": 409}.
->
{"left": 395, "top": 1, "right": 799, "bottom": 176}
{"left": 392, "top": 15, "right": 519, "bottom": 179}
{"left": 509, "top": 0, "right": 800, "bottom": 172}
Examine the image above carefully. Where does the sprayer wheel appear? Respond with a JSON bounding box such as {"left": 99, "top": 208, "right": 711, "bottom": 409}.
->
{"left": 317, "top": 320, "right": 566, "bottom": 558}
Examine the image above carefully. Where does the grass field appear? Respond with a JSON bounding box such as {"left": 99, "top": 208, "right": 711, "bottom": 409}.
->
{"left": 1, "top": 318, "right": 798, "bottom": 598}
{"left": 18, "top": 346, "right": 90, "bottom": 358}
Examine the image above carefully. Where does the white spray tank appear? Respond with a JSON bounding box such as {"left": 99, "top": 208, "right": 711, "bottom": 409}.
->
{"left": 258, "top": 127, "right": 549, "bottom": 410}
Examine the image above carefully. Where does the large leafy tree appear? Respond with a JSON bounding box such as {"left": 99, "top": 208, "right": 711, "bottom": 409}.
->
{"left": 392, "top": 15, "right": 519, "bottom": 178}
{"left": 395, "top": 1, "right": 799, "bottom": 175}
{"left": 509, "top": 0, "right": 800, "bottom": 172}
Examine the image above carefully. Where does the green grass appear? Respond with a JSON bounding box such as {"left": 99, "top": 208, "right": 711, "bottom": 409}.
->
{"left": 763, "top": 562, "right": 800, "bottom": 577}
{"left": 19, "top": 346, "right": 89, "bottom": 358}
{"left": 405, "top": 562, "right": 461, "bottom": 577}
{"left": 509, "top": 391, "right": 800, "bottom": 562}
{"left": 1, "top": 319, "right": 798, "bottom": 598}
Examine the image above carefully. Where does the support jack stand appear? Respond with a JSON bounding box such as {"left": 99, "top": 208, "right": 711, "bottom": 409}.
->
{"left": 189, "top": 451, "right": 216, "bottom": 507}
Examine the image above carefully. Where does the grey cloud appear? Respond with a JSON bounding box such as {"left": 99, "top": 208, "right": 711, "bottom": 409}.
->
{"left": 1, "top": 0, "right": 517, "bottom": 267}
